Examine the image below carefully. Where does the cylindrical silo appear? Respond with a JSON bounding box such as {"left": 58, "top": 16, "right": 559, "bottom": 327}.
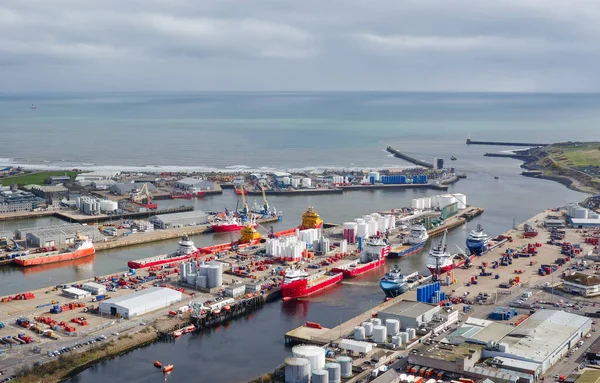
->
{"left": 354, "top": 326, "right": 365, "bottom": 341}
{"left": 285, "top": 357, "right": 311, "bottom": 383}
{"left": 325, "top": 362, "right": 341, "bottom": 383}
{"left": 362, "top": 321, "right": 373, "bottom": 336}
{"left": 411, "top": 199, "right": 419, "bottom": 209}
{"left": 454, "top": 193, "right": 467, "bottom": 209}
{"left": 356, "top": 223, "right": 368, "bottom": 238}
{"left": 292, "top": 345, "right": 326, "bottom": 370}
{"left": 407, "top": 328, "right": 416, "bottom": 339}
{"left": 370, "top": 318, "right": 381, "bottom": 326}
{"left": 400, "top": 332, "right": 409, "bottom": 343}
{"left": 336, "top": 356, "right": 352, "bottom": 378}
{"left": 372, "top": 325, "right": 387, "bottom": 343}
{"left": 391, "top": 335, "right": 402, "bottom": 347}
{"left": 195, "top": 275, "right": 207, "bottom": 289}
{"left": 312, "top": 369, "right": 329, "bottom": 383}
{"left": 186, "top": 274, "right": 196, "bottom": 285}
{"left": 207, "top": 265, "right": 223, "bottom": 288}
{"left": 385, "top": 319, "right": 400, "bottom": 336}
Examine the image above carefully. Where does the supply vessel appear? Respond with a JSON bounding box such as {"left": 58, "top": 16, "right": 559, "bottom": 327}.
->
{"left": 465, "top": 224, "right": 488, "bottom": 255}
{"left": 379, "top": 265, "right": 419, "bottom": 297}
{"left": 389, "top": 224, "right": 429, "bottom": 258}
{"left": 426, "top": 231, "right": 472, "bottom": 274}
{"left": 15, "top": 234, "right": 95, "bottom": 267}
{"left": 212, "top": 215, "right": 255, "bottom": 233}
{"left": 332, "top": 238, "right": 390, "bottom": 278}
{"left": 280, "top": 268, "right": 343, "bottom": 300}
{"left": 127, "top": 235, "right": 198, "bottom": 269}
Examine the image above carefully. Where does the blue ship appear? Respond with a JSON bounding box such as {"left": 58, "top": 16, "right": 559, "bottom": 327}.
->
{"left": 379, "top": 265, "right": 419, "bottom": 298}
{"left": 466, "top": 224, "right": 488, "bottom": 255}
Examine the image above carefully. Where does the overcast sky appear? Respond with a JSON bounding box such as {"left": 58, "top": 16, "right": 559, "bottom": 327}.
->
{"left": 2, "top": 0, "right": 600, "bottom": 92}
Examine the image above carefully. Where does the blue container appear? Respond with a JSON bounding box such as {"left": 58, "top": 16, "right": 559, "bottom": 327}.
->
{"left": 357, "top": 237, "right": 363, "bottom": 251}
{"left": 369, "top": 176, "right": 375, "bottom": 184}
{"left": 413, "top": 175, "right": 418, "bottom": 183}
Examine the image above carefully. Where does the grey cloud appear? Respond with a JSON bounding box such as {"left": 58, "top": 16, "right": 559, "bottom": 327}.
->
{"left": 1, "top": 0, "right": 600, "bottom": 91}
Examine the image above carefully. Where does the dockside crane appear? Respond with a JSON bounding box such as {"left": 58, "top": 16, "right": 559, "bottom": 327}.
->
{"left": 240, "top": 184, "right": 249, "bottom": 219}
{"left": 260, "top": 184, "right": 269, "bottom": 216}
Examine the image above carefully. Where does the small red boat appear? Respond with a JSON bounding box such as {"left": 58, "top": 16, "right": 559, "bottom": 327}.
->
{"left": 196, "top": 191, "right": 206, "bottom": 198}
{"left": 163, "top": 365, "right": 174, "bottom": 373}
{"left": 171, "top": 191, "right": 192, "bottom": 199}
{"left": 154, "top": 361, "right": 162, "bottom": 368}
{"left": 234, "top": 187, "right": 248, "bottom": 195}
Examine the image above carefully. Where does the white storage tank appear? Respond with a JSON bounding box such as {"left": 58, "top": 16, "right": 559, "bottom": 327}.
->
{"left": 411, "top": 199, "right": 419, "bottom": 209}
{"left": 377, "top": 217, "right": 387, "bottom": 232}
{"left": 438, "top": 194, "right": 457, "bottom": 209}
{"left": 385, "top": 319, "right": 400, "bottom": 336}
{"left": 372, "top": 325, "right": 387, "bottom": 343}
{"left": 291, "top": 178, "right": 301, "bottom": 188}
{"left": 353, "top": 326, "right": 365, "bottom": 341}
{"left": 325, "top": 362, "right": 341, "bottom": 383}
{"left": 301, "top": 178, "right": 312, "bottom": 188}
{"left": 336, "top": 356, "right": 352, "bottom": 378}
{"left": 407, "top": 328, "right": 416, "bottom": 339}
{"left": 292, "top": 345, "right": 326, "bottom": 370}
{"left": 312, "top": 369, "right": 329, "bottom": 383}
{"left": 368, "top": 221, "right": 377, "bottom": 236}
{"left": 356, "top": 223, "right": 368, "bottom": 238}
{"left": 362, "top": 321, "right": 373, "bottom": 336}
{"left": 400, "top": 332, "right": 409, "bottom": 344}
{"left": 388, "top": 215, "right": 396, "bottom": 229}
{"left": 391, "top": 335, "right": 402, "bottom": 346}
{"left": 206, "top": 265, "right": 223, "bottom": 288}
{"left": 430, "top": 195, "right": 439, "bottom": 208}
{"left": 354, "top": 218, "right": 365, "bottom": 225}
{"left": 370, "top": 318, "right": 382, "bottom": 326}
{"left": 573, "top": 207, "right": 589, "bottom": 219}
{"left": 285, "top": 357, "right": 311, "bottom": 383}
{"left": 454, "top": 193, "right": 467, "bottom": 209}
{"left": 367, "top": 171, "right": 380, "bottom": 182}
{"left": 195, "top": 275, "right": 207, "bottom": 289}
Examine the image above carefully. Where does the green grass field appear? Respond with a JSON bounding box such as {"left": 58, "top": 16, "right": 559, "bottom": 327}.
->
{"left": 0, "top": 171, "right": 78, "bottom": 186}
{"left": 550, "top": 143, "right": 600, "bottom": 167}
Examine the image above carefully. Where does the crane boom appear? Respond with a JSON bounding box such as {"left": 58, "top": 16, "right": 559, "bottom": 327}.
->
{"left": 240, "top": 184, "right": 249, "bottom": 217}
{"left": 260, "top": 184, "right": 269, "bottom": 213}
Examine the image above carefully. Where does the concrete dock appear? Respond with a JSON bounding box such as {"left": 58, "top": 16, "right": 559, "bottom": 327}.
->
{"left": 466, "top": 138, "right": 548, "bottom": 147}
{"left": 386, "top": 146, "right": 434, "bottom": 168}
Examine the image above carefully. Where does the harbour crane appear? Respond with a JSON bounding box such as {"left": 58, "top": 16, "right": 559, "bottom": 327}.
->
{"left": 130, "top": 183, "right": 157, "bottom": 209}
{"left": 239, "top": 184, "right": 249, "bottom": 219}
{"left": 260, "top": 184, "right": 269, "bottom": 216}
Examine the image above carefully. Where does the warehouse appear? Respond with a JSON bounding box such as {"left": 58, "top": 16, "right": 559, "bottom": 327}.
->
{"left": 62, "top": 287, "right": 91, "bottom": 299}
{"left": 563, "top": 272, "right": 600, "bottom": 297}
{"left": 81, "top": 282, "right": 107, "bottom": 295}
{"left": 150, "top": 210, "right": 208, "bottom": 229}
{"left": 98, "top": 287, "right": 182, "bottom": 318}
{"left": 109, "top": 182, "right": 156, "bottom": 196}
{"left": 377, "top": 300, "right": 441, "bottom": 330}
{"left": 174, "top": 177, "right": 212, "bottom": 191}
{"left": 23, "top": 224, "right": 103, "bottom": 247}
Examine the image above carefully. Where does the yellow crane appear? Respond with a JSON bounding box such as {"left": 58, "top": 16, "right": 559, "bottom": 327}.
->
{"left": 260, "top": 184, "right": 269, "bottom": 215}
{"left": 240, "top": 184, "right": 249, "bottom": 218}
{"left": 130, "top": 183, "right": 157, "bottom": 208}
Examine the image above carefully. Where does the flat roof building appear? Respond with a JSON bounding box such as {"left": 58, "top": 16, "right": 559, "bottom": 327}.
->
{"left": 98, "top": 287, "right": 182, "bottom": 319}
{"left": 62, "top": 287, "right": 91, "bottom": 299}
{"left": 150, "top": 210, "right": 207, "bottom": 229}
{"left": 174, "top": 177, "right": 212, "bottom": 191}
{"left": 110, "top": 182, "right": 156, "bottom": 196}
{"left": 81, "top": 282, "right": 107, "bottom": 295}
{"left": 563, "top": 272, "right": 600, "bottom": 297}
{"left": 21, "top": 223, "right": 102, "bottom": 247}
{"left": 377, "top": 300, "right": 441, "bottom": 330}
{"left": 570, "top": 218, "right": 600, "bottom": 228}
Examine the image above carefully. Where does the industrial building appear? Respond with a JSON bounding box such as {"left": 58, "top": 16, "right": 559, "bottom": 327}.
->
{"left": 377, "top": 300, "right": 442, "bottom": 330}
{"left": 81, "top": 282, "right": 107, "bottom": 295}
{"left": 109, "top": 182, "right": 156, "bottom": 196}
{"left": 174, "top": 177, "right": 212, "bottom": 191}
{"left": 0, "top": 230, "right": 14, "bottom": 241}
{"left": 20, "top": 223, "right": 103, "bottom": 247}
{"left": 62, "top": 287, "right": 91, "bottom": 299}
{"left": 563, "top": 272, "right": 600, "bottom": 297}
{"left": 98, "top": 287, "right": 182, "bottom": 318}
{"left": 150, "top": 210, "right": 208, "bottom": 229}
{"left": 75, "top": 171, "right": 119, "bottom": 186}
{"left": 48, "top": 175, "right": 72, "bottom": 185}
{"left": 567, "top": 203, "right": 600, "bottom": 228}
{"left": 75, "top": 196, "right": 119, "bottom": 215}
{"left": 422, "top": 310, "right": 592, "bottom": 380}
{"left": 0, "top": 190, "right": 45, "bottom": 213}
{"left": 24, "top": 184, "right": 70, "bottom": 200}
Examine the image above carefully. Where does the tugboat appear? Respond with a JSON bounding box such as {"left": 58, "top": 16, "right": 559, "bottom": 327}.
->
{"left": 450, "top": 156, "right": 457, "bottom": 161}
{"left": 299, "top": 206, "right": 323, "bottom": 230}
{"left": 379, "top": 265, "right": 419, "bottom": 298}
{"left": 465, "top": 224, "right": 489, "bottom": 255}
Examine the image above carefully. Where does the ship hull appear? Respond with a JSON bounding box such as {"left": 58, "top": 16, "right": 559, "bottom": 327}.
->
{"left": 379, "top": 280, "right": 407, "bottom": 298}
{"left": 332, "top": 257, "right": 386, "bottom": 278}
{"left": 427, "top": 255, "right": 475, "bottom": 275}
{"left": 15, "top": 247, "right": 95, "bottom": 267}
{"left": 127, "top": 253, "right": 192, "bottom": 269}
{"left": 388, "top": 242, "right": 425, "bottom": 258}
{"left": 212, "top": 224, "right": 246, "bottom": 232}
{"left": 466, "top": 239, "right": 487, "bottom": 255}
{"left": 281, "top": 273, "right": 343, "bottom": 300}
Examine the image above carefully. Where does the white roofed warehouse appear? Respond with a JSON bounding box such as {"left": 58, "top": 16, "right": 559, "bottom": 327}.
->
{"left": 98, "top": 287, "right": 182, "bottom": 319}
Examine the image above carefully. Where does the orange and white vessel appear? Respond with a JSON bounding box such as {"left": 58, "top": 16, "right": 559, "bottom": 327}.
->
{"left": 281, "top": 268, "right": 343, "bottom": 300}
{"left": 15, "top": 234, "right": 95, "bottom": 267}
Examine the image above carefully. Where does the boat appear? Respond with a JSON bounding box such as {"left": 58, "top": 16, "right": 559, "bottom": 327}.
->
{"left": 466, "top": 224, "right": 489, "bottom": 255}
{"left": 426, "top": 232, "right": 473, "bottom": 275}
{"left": 494, "top": 176, "right": 500, "bottom": 180}
{"left": 388, "top": 242, "right": 426, "bottom": 258}
{"left": 379, "top": 265, "right": 419, "bottom": 297}
{"left": 332, "top": 238, "right": 390, "bottom": 278}
{"left": 173, "top": 331, "right": 182, "bottom": 338}
{"left": 280, "top": 268, "right": 343, "bottom": 300}
{"left": 154, "top": 361, "right": 162, "bottom": 368}
{"left": 163, "top": 365, "right": 174, "bottom": 373}
{"left": 299, "top": 206, "right": 323, "bottom": 230}
{"left": 196, "top": 191, "right": 205, "bottom": 198}
{"left": 388, "top": 224, "right": 428, "bottom": 258}
{"left": 127, "top": 235, "right": 198, "bottom": 269}
{"left": 30, "top": 104, "right": 36, "bottom": 109}
{"left": 450, "top": 156, "right": 457, "bottom": 161}
{"left": 14, "top": 234, "right": 95, "bottom": 267}
{"left": 234, "top": 187, "right": 248, "bottom": 195}
{"left": 406, "top": 224, "right": 429, "bottom": 245}
{"left": 212, "top": 215, "right": 254, "bottom": 233}
{"left": 170, "top": 191, "right": 192, "bottom": 199}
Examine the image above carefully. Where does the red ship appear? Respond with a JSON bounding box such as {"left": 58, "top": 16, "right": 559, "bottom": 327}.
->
{"left": 128, "top": 235, "right": 198, "bottom": 269}
{"left": 212, "top": 216, "right": 255, "bottom": 233}
{"left": 280, "top": 269, "right": 343, "bottom": 300}
{"left": 234, "top": 187, "right": 248, "bottom": 195}
{"left": 171, "top": 191, "right": 192, "bottom": 199}
{"left": 332, "top": 238, "right": 390, "bottom": 278}
{"left": 15, "top": 235, "right": 95, "bottom": 267}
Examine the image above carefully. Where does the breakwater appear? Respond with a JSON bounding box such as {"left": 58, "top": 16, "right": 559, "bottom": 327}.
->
{"left": 386, "top": 146, "right": 434, "bottom": 168}
{"left": 483, "top": 152, "right": 537, "bottom": 161}
{"left": 466, "top": 138, "right": 548, "bottom": 147}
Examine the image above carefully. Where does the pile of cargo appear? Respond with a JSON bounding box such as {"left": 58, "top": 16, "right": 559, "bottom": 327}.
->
{"left": 49, "top": 302, "right": 86, "bottom": 314}
{"left": 319, "top": 253, "right": 349, "bottom": 267}
{"left": 16, "top": 317, "right": 31, "bottom": 328}
{"left": 71, "top": 317, "right": 88, "bottom": 326}
{"left": 584, "top": 237, "right": 599, "bottom": 246}
{"left": 538, "top": 264, "right": 559, "bottom": 276}
{"left": 1, "top": 292, "right": 35, "bottom": 302}
{"left": 561, "top": 242, "right": 581, "bottom": 256}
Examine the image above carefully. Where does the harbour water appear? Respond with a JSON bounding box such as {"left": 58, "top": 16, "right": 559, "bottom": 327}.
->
{"left": 0, "top": 92, "right": 594, "bottom": 382}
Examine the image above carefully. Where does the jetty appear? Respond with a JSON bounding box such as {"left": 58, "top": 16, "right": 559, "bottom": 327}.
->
{"left": 483, "top": 152, "right": 537, "bottom": 161}
{"left": 386, "top": 147, "right": 434, "bottom": 168}
{"left": 466, "top": 138, "right": 548, "bottom": 147}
